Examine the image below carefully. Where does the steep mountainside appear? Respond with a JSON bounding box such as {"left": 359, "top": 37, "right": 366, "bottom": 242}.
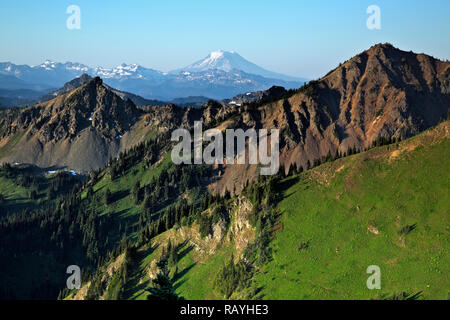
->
{"left": 0, "top": 77, "right": 142, "bottom": 172}
{"left": 207, "top": 43, "right": 450, "bottom": 193}
{"left": 0, "top": 44, "right": 448, "bottom": 180}
{"left": 253, "top": 121, "right": 449, "bottom": 300}
{"left": 1, "top": 44, "right": 448, "bottom": 301}
{"left": 38, "top": 74, "right": 167, "bottom": 107}
{"left": 65, "top": 120, "right": 449, "bottom": 300}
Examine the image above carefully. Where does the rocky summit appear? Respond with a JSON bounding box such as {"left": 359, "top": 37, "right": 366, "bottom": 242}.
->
{"left": 0, "top": 44, "right": 449, "bottom": 180}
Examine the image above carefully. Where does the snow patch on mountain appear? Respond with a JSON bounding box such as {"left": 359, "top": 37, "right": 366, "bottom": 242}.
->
{"left": 174, "top": 50, "right": 306, "bottom": 82}
{"left": 0, "top": 53, "right": 307, "bottom": 101}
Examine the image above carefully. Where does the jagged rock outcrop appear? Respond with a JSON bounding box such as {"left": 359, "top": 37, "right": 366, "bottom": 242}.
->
{"left": 0, "top": 44, "right": 448, "bottom": 178}
{"left": 208, "top": 44, "right": 450, "bottom": 193}
{"left": 0, "top": 77, "right": 142, "bottom": 172}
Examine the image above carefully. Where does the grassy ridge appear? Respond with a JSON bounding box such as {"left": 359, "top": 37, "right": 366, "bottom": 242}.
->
{"left": 252, "top": 126, "right": 449, "bottom": 299}
{"left": 88, "top": 122, "right": 449, "bottom": 301}
{"left": 122, "top": 242, "right": 233, "bottom": 300}
{"left": 6, "top": 119, "right": 448, "bottom": 300}
{"left": 0, "top": 176, "right": 36, "bottom": 215}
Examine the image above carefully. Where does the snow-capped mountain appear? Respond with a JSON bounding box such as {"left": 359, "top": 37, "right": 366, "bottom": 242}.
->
{"left": 0, "top": 61, "right": 90, "bottom": 89}
{"left": 37, "top": 60, "right": 90, "bottom": 72}
{"left": 93, "top": 64, "right": 166, "bottom": 80}
{"left": 0, "top": 52, "right": 307, "bottom": 104}
{"left": 173, "top": 50, "right": 306, "bottom": 82}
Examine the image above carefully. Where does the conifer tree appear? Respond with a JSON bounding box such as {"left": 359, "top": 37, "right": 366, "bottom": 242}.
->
{"left": 146, "top": 259, "right": 184, "bottom": 300}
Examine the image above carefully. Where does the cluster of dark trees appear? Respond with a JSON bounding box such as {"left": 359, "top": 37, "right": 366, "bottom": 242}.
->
{"left": 371, "top": 135, "right": 402, "bottom": 148}
{"left": 242, "top": 177, "right": 281, "bottom": 266}
{"left": 146, "top": 258, "right": 184, "bottom": 300}
{"left": 134, "top": 163, "right": 211, "bottom": 211}
{"left": 108, "top": 135, "right": 170, "bottom": 180}
{"left": 0, "top": 184, "right": 116, "bottom": 299}
{"left": 137, "top": 183, "right": 231, "bottom": 246}
{"left": 214, "top": 255, "right": 250, "bottom": 299}
{"left": 280, "top": 134, "right": 404, "bottom": 178}
{"left": 244, "top": 80, "right": 319, "bottom": 112}
{"left": 0, "top": 163, "right": 82, "bottom": 204}
{"left": 84, "top": 237, "right": 137, "bottom": 300}
{"left": 209, "top": 175, "right": 282, "bottom": 299}
{"left": 0, "top": 128, "right": 220, "bottom": 299}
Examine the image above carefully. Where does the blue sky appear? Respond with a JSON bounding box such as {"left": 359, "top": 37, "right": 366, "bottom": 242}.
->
{"left": 1, "top": 0, "right": 449, "bottom": 78}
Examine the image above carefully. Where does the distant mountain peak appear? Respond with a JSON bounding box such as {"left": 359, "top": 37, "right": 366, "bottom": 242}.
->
{"left": 39, "top": 60, "right": 58, "bottom": 69}
{"left": 0, "top": 52, "right": 307, "bottom": 101}
{"left": 208, "top": 50, "right": 236, "bottom": 59}
{"left": 116, "top": 63, "right": 139, "bottom": 72}
{"left": 181, "top": 50, "right": 251, "bottom": 73}
{"left": 174, "top": 50, "right": 306, "bottom": 82}
{"left": 36, "top": 60, "right": 90, "bottom": 72}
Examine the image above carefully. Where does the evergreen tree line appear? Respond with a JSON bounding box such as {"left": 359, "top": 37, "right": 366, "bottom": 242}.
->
{"left": 212, "top": 175, "right": 282, "bottom": 299}
{"left": 281, "top": 134, "right": 404, "bottom": 178}
{"left": 0, "top": 163, "right": 83, "bottom": 203}
{"left": 214, "top": 254, "right": 250, "bottom": 299}
{"left": 83, "top": 236, "right": 136, "bottom": 300}
{"left": 0, "top": 185, "right": 116, "bottom": 299}
{"left": 137, "top": 185, "right": 232, "bottom": 246}
{"left": 107, "top": 134, "right": 170, "bottom": 180}
{"left": 133, "top": 163, "right": 211, "bottom": 212}
{"left": 146, "top": 257, "right": 184, "bottom": 300}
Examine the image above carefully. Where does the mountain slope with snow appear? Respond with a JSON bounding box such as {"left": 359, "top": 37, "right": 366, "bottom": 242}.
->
{"left": 173, "top": 50, "right": 307, "bottom": 82}
{"left": 0, "top": 52, "right": 307, "bottom": 104}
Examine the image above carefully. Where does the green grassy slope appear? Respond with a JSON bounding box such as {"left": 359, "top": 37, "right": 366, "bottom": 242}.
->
{"left": 0, "top": 176, "right": 36, "bottom": 215}
{"left": 252, "top": 123, "right": 449, "bottom": 300}
{"left": 115, "top": 242, "right": 232, "bottom": 300}
{"left": 68, "top": 121, "right": 450, "bottom": 300}
{"left": 124, "top": 239, "right": 233, "bottom": 300}
{"left": 0, "top": 168, "right": 82, "bottom": 217}
{"left": 80, "top": 152, "right": 208, "bottom": 245}
{"left": 81, "top": 155, "right": 173, "bottom": 230}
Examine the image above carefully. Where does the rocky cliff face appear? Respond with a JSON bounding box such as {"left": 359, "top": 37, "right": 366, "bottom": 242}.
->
{"left": 207, "top": 44, "right": 450, "bottom": 193}
{"left": 0, "top": 77, "right": 142, "bottom": 172}
{"left": 0, "top": 44, "right": 448, "bottom": 178}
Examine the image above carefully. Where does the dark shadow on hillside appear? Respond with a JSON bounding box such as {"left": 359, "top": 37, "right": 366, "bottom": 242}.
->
{"left": 276, "top": 176, "right": 309, "bottom": 202}
{"left": 251, "top": 286, "right": 265, "bottom": 300}
{"left": 172, "top": 263, "right": 195, "bottom": 284}
{"left": 277, "top": 176, "right": 299, "bottom": 192}
{"left": 0, "top": 200, "right": 37, "bottom": 217}
{"left": 398, "top": 223, "right": 417, "bottom": 235}
{"left": 254, "top": 287, "right": 265, "bottom": 299}
{"left": 176, "top": 241, "right": 194, "bottom": 261}
{"left": 376, "top": 291, "right": 423, "bottom": 300}
{"left": 138, "top": 243, "right": 159, "bottom": 260}
{"left": 125, "top": 278, "right": 150, "bottom": 300}
{"left": 111, "top": 190, "right": 129, "bottom": 203}
{"left": 173, "top": 278, "right": 187, "bottom": 291}
{"left": 103, "top": 209, "right": 139, "bottom": 245}
{"left": 123, "top": 244, "right": 160, "bottom": 300}
{"left": 279, "top": 191, "right": 296, "bottom": 202}
{"left": 94, "top": 185, "right": 105, "bottom": 194}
